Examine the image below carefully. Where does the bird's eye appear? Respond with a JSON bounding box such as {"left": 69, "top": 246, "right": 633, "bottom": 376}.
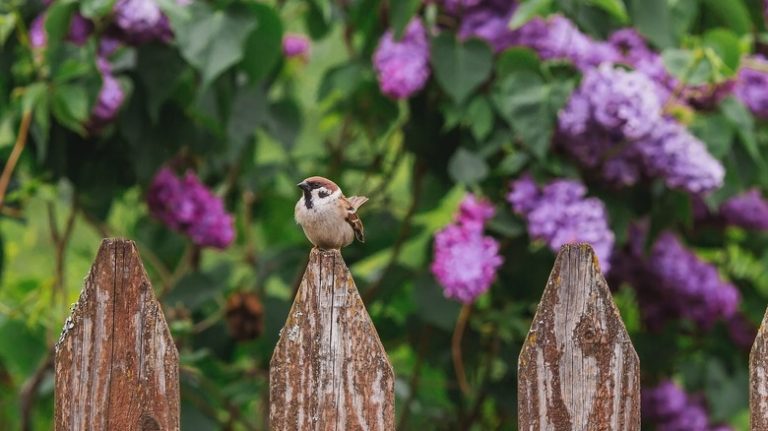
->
{"left": 318, "top": 190, "right": 329, "bottom": 198}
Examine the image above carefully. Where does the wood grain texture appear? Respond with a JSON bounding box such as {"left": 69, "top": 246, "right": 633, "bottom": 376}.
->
{"left": 270, "top": 248, "right": 395, "bottom": 431}
{"left": 54, "top": 239, "right": 179, "bottom": 431}
{"left": 751, "top": 306, "right": 768, "bottom": 430}
{"left": 518, "top": 243, "right": 640, "bottom": 431}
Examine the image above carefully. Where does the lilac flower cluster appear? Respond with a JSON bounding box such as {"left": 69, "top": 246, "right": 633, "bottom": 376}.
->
{"left": 693, "top": 189, "right": 768, "bottom": 231}
{"left": 431, "top": 194, "right": 503, "bottom": 304}
{"left": 113, "top": 0, "right": 174, "bottom": 44}
{"left": 456, "top": 0, "right": 518, "bottom": 52}
{"left": 373, "top": 19, "right": 431, "bottom": 99}
{"left": 282, "top": 34, "right": 310, "bottom": 59}
{"left": 508, "top": 175, "right": 614, "bottom": 272}
{"left": 88, "top": 57, "right": 126, "bottom": 131}
{"left": 643, "top": 380, "right": 732, "bottom": 431}
{"left": 719, "top": 189, "right": 768, "bottom": 230}
{"left": 511, "top": 15, "right": 617, "bottom": 71}
{"left": 558, "top": 65, "right": 724, "bottom": 193}
{"left": 734, "top": 56, "right": 768, "bottom": 118}
{"left": 610, "top": 225, "right": 740, "bottom": 330}
{"left": 147, "top": 167, "right": 235, "bottom": 249}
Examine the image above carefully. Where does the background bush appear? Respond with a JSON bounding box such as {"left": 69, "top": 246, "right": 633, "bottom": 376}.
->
{"left": 1, "top": 0, "right": 768, "bottom": 429}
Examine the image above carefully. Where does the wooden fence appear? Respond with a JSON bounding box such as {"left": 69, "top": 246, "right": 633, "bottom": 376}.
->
{"left": 51, "top": 238, "right": 768, "bottom": 430}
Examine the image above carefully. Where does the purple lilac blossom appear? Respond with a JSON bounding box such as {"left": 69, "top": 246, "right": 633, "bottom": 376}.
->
{"left": 719, "top": 189, "right": 768, "bottom": 230}
{"left": 512, "top": 15, "right": 618, "bottom": 71}
{"left": 634, "top": 119, "right": 725, "bottom": 194}
{"left": 373, "top": 19, "right": 431, "bottom": 99}
{"left": 88, "top": 58, "right": 126, "bottom": 130}
{"left": 611, "top": 224, "right": 740, "bottom": 330}
{"left": 67, "top": 13, "right": 94, "bottom": 45}
{"left": 30, "top": 14, "right": 47, "bottom": 49}
{"left": 113, "top": 0, "right": 173, "bottom": 44}
{"left": 282, "top": 34, "right": 310, "bottom": 58}
{"left": 431, "top": 194, "right": 503, "bottom": 304}
{"left": 734, "top": 56, "right": 768, "bottom": 118}
{"left": 726, "top": 313, "right": 757, "bottom": 351}
{"left": 558, "top": 65, "right": 724, "bottom": 194}
{"left": 643, "top": 380, "right": 732, "bottom": 431}
{"left": 457, "top": 0, "right": 517, "bottom": 52}
{"left": 147, "top": 167, "right": 235, "bottom": 249}
{"left": 508, "top": 175, "right": 614, "bottom": 272}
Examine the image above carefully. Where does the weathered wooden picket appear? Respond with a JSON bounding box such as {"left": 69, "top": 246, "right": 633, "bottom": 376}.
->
{"left": 51, "top": 238, "right": 768, "bottom": 430}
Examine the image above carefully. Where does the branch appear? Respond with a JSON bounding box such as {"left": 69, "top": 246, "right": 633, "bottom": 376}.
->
{"left": 19, "top": 348, "right": 53, "bottom": 431}
{"left": 0, "top": 111, "right": 32, "bottom": 211}
{"left": 452, "top": 304, "right": 472, "bottom": 397}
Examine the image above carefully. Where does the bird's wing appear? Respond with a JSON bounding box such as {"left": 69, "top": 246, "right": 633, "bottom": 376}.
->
{"left": 341, "top": 195, "right": 368, "bottom": 242}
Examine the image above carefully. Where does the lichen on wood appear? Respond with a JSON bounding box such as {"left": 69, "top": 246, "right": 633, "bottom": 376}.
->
{"left": 750, "top": 306, "right": 768, "bottom": 430}
{"left": 270, "top": 248, "right": 395, "bottom": 430}
{"left": 54, "top": 239, "right": 179, "bottom": 431}
{"left": 518, "top": 243, "right": 640, "bottom": 431}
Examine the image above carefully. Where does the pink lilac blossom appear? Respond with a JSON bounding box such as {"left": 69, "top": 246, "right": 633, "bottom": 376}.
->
{"left": 147, "top": 168, "right": 235, "bottom": 249}
{"left": 282, "top": 34, "right": 310, "bottom": 58}
{"left": 431, "top": 194, "right": 503, "bottom": 304}
{"left": 643, "top": 380, "right": 733, "bottom": 431}
{"left": 29, "top": 14, "right": 47, "bottom": 49}
{"left": 734, "top": 56, "right": 768, "bottom": 118}
{"left": 373, "top": 19, "right": 431, "bottom": 99}
{"left": 508, "top": 175, "right": 615, "bottom": 272}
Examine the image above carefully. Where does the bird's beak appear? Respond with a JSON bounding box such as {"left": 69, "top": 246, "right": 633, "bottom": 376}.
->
{"left": 297, "top": 181, "right": 309, "bottom": 191}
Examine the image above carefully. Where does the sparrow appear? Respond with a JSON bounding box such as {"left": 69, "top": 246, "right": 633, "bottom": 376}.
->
{"left": 294, "top": 176, "right": 369, "bottom": 250}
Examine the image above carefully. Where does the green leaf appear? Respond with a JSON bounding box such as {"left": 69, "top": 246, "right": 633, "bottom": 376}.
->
{"left": 661, "top": 49, "right": 712, "bottom": 86}
{"left": 700, "top": 0, "right": 752, "bottom": 35}
{"left": 136, "top": 44, "right": 187, "bottom": 122}
{"left": 304, "top": 0, "right": 332, "bottom": 39}
{"left": 227, "top": 85, "right": 266, "bottom": 148}
{"left": 720, "top": 96, "right": 765, "bottom": 167}
{"left": 627, "top": 0, "right": 674, "bottom": 48}
{"left": 172, "top": 3, "right": 257, "bottom": 88}
{"left": 264, "top": 98, "right": 302, "bottom": 149}
{"left": 508, "top": 0, "right": 552, "bottom": 29}
{"left": 586, "top": 0, "right": 628, "bottom": 23}
{"left": 390, "top": 0, "right": 421, "bottom": 38}
{"left": 0, "top": 13, "right": 16, "bottom": 47}
{"left": 79, "top": 0, "right": 115, "bottom": 19}
{"left": 702, "top": 28, "right": 742, "bottom": 75}
{"left": 466, "top": 96, "right": 494, "bottom": 141}
{"left": 492, "top": 70, "right": 571, "bottom": 159}
{"left": 495, "top": 48, "right": 542, "bottom": 77}
{"left": 430, "top": 34, "right": 493, "bottom": 104}
{"left": 317, "top": 62, "right": 366, "bottom": 101}
{"left": 45, "top": 1, "right": 77, "bottom": 54}
{"left": 240, "top": 3, "right": 283, "bottom": 84}
{"left": 448, "top": 147, "right": 489, "bottom": 184}
{"left": 690, "top": 112, "right": 733, "bottom": 158}
{"left": 51, "top": 83, "right": 89, "bottom": 134}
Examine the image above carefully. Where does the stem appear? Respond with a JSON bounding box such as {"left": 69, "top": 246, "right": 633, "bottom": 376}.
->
{"left": 19, "top": 349, "right": 54, "bottom": 431}
{"left": 397, "top": 327, "right": 430, "bottom": 430}
{"left": 452, "top": 303, "right": 472, "bottom": 397}
{"left": 0, "top": 111, "right": 32, "bottom": 210}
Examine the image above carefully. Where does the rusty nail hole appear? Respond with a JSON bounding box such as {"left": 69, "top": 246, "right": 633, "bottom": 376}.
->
{"left": 140, "top": 414, "right": 160, "bottom": 431}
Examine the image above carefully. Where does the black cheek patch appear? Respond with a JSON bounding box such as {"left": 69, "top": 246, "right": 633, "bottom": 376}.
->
{"left": 318, "top": 190, "right": 329, "bottom": 199}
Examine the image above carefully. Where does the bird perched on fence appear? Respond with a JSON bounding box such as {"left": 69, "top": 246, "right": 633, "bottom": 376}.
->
{"left": 294, "top": 176, "right": 369, "bottom": 250}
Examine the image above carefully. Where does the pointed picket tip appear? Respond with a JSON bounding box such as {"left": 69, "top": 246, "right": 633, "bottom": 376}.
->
{"left": 270, "top": 247, "right": 395, "bottom": 431}
{"left": 55, "top": 238, "right": 179, "bottom": 431}
{"left": 518, "top": 243, "right": 640, "bottom": 431}
{"left": 750, "top": 306, "right": 768, "bottom": 430}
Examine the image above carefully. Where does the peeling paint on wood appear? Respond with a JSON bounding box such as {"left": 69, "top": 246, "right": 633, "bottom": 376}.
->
{"left": 518, "top": 243, "right": 640, "bottom": 431}
{"left": 54, "top": 239, "right": 179, "bottom": 431}
{"left": 270, "top": 248, "right": 395, "bottom": 430}
{"left": 751, "top": 306, "right": 768, "bottom": 430}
